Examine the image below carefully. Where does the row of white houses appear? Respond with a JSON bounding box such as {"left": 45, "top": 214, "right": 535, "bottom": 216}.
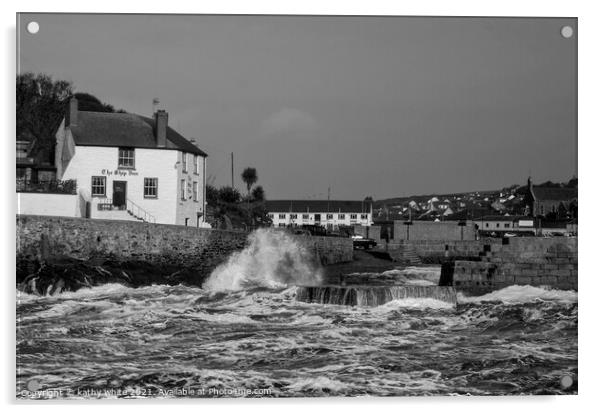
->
{"left": 265, "top": 200, "right": 373, "bottom": 229}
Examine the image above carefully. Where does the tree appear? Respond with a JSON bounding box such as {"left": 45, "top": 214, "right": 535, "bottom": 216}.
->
{"left": 74, "top": 92, "right": 116, "bottom": 113}
{"left": 251, "top": 185, "right": 265, "bottom": 202}
{"left": 17, "top": 73, "right": 73, "bottom": 161}
{"left": 241, "top": 167, "right": 258, "bottom": 197}
{"left": 218, "top": 186, "right": 241, "bottom": 204}
{"left": 205, "top": 184, "right": 219, "bottom": 207}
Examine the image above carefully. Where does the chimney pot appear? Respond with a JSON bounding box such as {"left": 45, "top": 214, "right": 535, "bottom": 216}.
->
{"left": 155, "top": 110, "right": 168, "bottom": 147}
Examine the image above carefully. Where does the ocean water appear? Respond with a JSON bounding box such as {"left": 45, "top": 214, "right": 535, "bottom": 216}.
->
{"left": 16, "top": 282, "right": 577, "bottom": 398}
{"left": 16, "top": 229, "right": 577, "bottom": 398}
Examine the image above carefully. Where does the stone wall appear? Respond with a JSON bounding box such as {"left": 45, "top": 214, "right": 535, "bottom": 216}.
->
{"left": 297, "top": 236, "right": 354, "bottom": 265}
{"left": 393, "top": 220, "right": 477, "bottom": 242}
{"left": 387, "top": 239, "right": 502, "bottom": 262}
{"left": 353, "top": 225, "right": 382, "bottom": 240}
{"left": 17, "top": 215, "right": 352, "bottom": 273}
{"left": 452, "top": 237, "right": 577, "bottom": 293}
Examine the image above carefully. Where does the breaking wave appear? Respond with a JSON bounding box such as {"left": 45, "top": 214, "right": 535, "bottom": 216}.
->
{"left": 457, "top": 285, "right": 578, "bottom": 305}
{"left": 204, "top": 229, "right": 322, "bottom": 292}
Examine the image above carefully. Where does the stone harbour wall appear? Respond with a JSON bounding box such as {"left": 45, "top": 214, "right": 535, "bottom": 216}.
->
{"left": 387, "top": 239, "right": 503, "bottom": 262}
{"left": 393, "top": 220, "right": 477, "bottom": 242}
{"left": 17, "top": 215, "right": 353, "bottom": 275}
{"left": 452, "top": 237, "right": 577, "bottom": 293}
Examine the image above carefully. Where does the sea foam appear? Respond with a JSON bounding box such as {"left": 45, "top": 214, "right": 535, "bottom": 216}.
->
{"left": 204, "top": 228, "right": 322, "bottom": 292}
{"left": 457, "top": 285, "right": 577, "bottom": 305}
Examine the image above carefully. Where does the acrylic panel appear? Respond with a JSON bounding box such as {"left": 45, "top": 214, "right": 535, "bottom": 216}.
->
{"left": 16, "top": 13, "right": 577, "bottom": 399}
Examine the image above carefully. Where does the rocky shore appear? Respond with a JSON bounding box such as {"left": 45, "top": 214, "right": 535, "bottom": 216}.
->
{"left": 17, "top": 249, "right": 412, "bottom": 296}
{"left": 17, "top": 257, "right": 212, "bottom": 295}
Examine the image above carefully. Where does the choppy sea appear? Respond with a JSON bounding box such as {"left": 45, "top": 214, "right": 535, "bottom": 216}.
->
{"left": 16, "top": 281, "right": 577, "bottom": 398}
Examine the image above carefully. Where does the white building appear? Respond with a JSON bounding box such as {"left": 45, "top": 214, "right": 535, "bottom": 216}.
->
{"left": 52, "top": 97, "right": 208, "bottom": 226}
{"left": 266, "top": 199, "right": 373, "bottom": 230}
{"left": 478, "top": 215, "right": 534, "bottom": 234}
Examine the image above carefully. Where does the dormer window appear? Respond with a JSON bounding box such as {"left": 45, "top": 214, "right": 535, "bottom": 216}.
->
{"left": 118, "top": 147, "right": 135, "bottom": 168}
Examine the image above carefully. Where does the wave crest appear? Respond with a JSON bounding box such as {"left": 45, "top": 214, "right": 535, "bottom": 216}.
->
{"left": 457, "top": 285, "right": 577, "bottom": 305}
{"left": 204, "top": 229, "right": 322, "bottom": 292}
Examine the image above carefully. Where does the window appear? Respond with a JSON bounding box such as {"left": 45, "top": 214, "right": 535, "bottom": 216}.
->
{"left": 279, "top": 214, "right": 286, "bottom": 219}
{"left": 193, "top": 181, "right": 199, "bottom": 201}
{"left": 302, "top": 214, "right": 309, "bottom": 220}
{"left": 182, "top": 152, "right": 188, "bottom": 172}
{"left": 504, "top": 223, "right": 510, "bottom": 228}
{"left": 496, "top": 223, "right": 500, "bottom": 228}
{"left": 278, "top": 223, "right": 286, "bottom": 227}
{"left": 194, "top": 155, "right": 199, "bottom": 174}
{"left": 338, "top": 214, "right": 345, "bottom": 220}
{"left": 144, "top": 178, "right": 158, "bottom": 198}
{"left": 290, "top": 214, "right": 298, "bottom": 219}
{"left": 326, "top": 214, "right": 333, "bottom": 219}
{"left": 180, "top": 179, "right": 186, "bottom": 200}
{"left": 118, "top": 148, "right": 135, "bottom": 168}
{"left": 485, "top": 223, "right": 489, "bottom": 228}
{"left": 91, "top": 176, "right": 106, "bottom": 196}
{"left": 350, "top": 214, "right": 358, "bottom": 220}
{"left": 361, "top": 214, "right": 368, "bottom": 219}
{"left": 268, "top": 214, "right": 274, "bottom": 219}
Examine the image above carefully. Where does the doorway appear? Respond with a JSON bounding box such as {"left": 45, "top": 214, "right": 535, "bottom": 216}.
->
{"left": 112, "top": 181, "right": 127, "bottom": 209}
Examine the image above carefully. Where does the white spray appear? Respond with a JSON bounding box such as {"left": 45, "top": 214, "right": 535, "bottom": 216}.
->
{"left": 204, "top": 229, "right": 323, "bottom": 292}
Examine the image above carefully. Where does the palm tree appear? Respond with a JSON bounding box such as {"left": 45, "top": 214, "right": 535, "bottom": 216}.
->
{"left": 252, "top": 185, "right": 265, "bottom": 202}
{"left": 241, "top": 167, "right": 258, "bottom": 197}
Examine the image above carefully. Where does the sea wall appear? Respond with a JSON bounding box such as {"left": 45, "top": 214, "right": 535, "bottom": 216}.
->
{"left": 393, "top": 220, "right": 477, "bottom": 242}
{"left": 16, "top": 215, "right": 353, "bottom": 291}
{"left": 451, "top": 237, "right": 577, "bottom": 293}
{"left": 387, "top": 239, "right": 502, "bottom": 262}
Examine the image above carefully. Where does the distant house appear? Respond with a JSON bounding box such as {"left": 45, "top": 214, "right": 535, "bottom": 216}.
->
{"left": 16, "top": 133, "right": 57, "bottom": 184}
{"left": 525, "top": 177, "right": 577, "bottom": 217}
{"left": 16, "top": 139, "right": 36, "bottom": 182}
{"left": 51, "top": 97, "right": 208, "bottom": 226}
{"left": 266, "top": 199, "right": 373, "bottom": 230}
{"left": 478, "top": 215, "right": 534, "bottom": 233}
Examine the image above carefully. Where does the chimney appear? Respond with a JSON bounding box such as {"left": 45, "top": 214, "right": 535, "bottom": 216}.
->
{"left": 154, "top": 110, "right": 168, "bottom": 147}
{"left": 66, "top": 97, "right": 78, "bottom": 127}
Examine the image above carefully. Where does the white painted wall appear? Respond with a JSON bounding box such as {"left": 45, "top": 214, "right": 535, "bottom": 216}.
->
{"left": 175, "top": 151, "right": 206, "bottom": 226}
{"left": 61, "top": 146, "right": 180, "bottom": 225}
{"left": 17, "top": 193, "right": 80, "bottom": 217}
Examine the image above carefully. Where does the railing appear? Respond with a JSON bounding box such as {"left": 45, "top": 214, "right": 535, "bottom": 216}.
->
{"left": 126, "top": 198, "right": 157, "bottom": 224}
{"left": 16, "top": 179, "right": 77, "bottom": 194}
{"left": 95, "top": 197, "right": 156, "bottom": 223}
{"left": 96, "top": 198, "right": 121, "bottom": 211}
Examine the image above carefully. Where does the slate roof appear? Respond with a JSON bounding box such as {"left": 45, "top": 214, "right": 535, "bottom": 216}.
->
{"left": 531, "top": 186, "right": 577, "bottom": 202}
{"left": 266, "top": 200, "right": 371, "bottom": 213}
{"left": 70, "top": 111, "right": 207, "bottom": 156}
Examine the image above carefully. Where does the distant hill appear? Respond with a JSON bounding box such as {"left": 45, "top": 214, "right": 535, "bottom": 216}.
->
{"left": 373, "top": 177, "right": 577, "bottom": 222}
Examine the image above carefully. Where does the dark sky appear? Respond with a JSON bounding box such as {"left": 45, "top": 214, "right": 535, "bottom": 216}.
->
{"left": 18, "top": 14, "right": 577, "bottom": 199}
